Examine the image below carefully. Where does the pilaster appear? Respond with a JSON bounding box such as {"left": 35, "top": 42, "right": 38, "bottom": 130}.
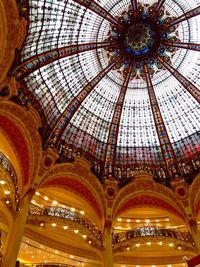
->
{"left": 2, "top": 188, "right": 35, "bottom": 267}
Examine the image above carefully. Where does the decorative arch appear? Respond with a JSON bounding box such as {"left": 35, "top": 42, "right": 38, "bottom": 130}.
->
{"left": 0, "top": 0, "right": 26, "bottom": 84}
{"left": 39, "top": 161, "right": 106, "bottom": 223}
{"left": 113, "top": 176, "right": 187, "bottom": 223}
{"left": 189, "top": 173, "right": 200, "bottom": 217}
{"left": 115, "top": 193, "right": 187, "bottom": 223}
{"left": 0, "top": 101, "right": 42, "bottom": 195}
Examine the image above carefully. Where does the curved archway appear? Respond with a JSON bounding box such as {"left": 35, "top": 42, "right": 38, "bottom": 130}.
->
{"left": 113, "top": 178, "right": 187, "bottom": 224}
{"left": 0, "top": 102, "right": 42, "bottom": 194}
{"left": 115, "top": 193, "right": 187, "bottom": 224}
{"left": 39, "top": 162, "right": 106, "bottom": 227}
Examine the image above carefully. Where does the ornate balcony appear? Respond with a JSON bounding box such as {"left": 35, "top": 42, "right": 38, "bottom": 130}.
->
{"left": 28, "top": 205, "right": 103, "bottom": 250}
{"left": 113, "top": 227, "right": 195, "bottom": 253}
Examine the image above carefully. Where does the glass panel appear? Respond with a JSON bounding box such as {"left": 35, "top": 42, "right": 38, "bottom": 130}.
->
{"left": 21, "top": 0, "right": 200, "bottom": 167}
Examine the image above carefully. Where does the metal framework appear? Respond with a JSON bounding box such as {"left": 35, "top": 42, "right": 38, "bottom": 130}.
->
{"left": 46, "top": 54, "right": 125, "bottom": 146}
{"left": 150, "top": 0, "right": 166, "bottom": 21}
{"left": 160, "top": 5, "right": 200, "bottom": 30}
{"left": 17, "top": 0, "right": 200, "bottom": 184}
{"left": 161, "top": 41, "right": 200, "bottom": 52}
{"left": 71, "top": 0, "right": 125, "bottom": 30}
{"left": 144, "top": 64, "right": 178, "bottom": 173}
{"left": 157, "top": 56, "right": 200, "bottom": 103}
{"left": 14, "top": 42, "right": 120, "bottom": 79}
{"left": 131, "top": 0, "right": 137, "bottom": 14}
{"left": 104, "top": 61, "right": 134, "bottom": 172}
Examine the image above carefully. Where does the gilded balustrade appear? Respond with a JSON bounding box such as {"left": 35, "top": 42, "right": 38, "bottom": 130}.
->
{"left": 112, "top": 227, "right": 195, "bottom": 253}
{"left": 28, "top": 205, "right": 103, "bottom": 250}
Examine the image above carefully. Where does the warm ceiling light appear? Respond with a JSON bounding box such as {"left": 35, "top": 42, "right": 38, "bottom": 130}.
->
{"left": 169, "top": 243, "right": 174, "bottom": 247}
{"left": 63, "top": 225, "right": 68, "bottom": 230}
{"left": 168, "top": 265, "right": 172, "bottom": 267}
{"left": 70, "top": 255, "right": 74, "bottom": 259}
{"left": 44, "top": 196, "right": 49, "bottom": 201}
{"left": 136, "top": 219, "right": 140, "bottom": 223}
{"left": 74, "top": 229, "right": 79, "bottom": 234}
{"left": 117, "top": 218, "right": 122, "bottom": 222}
{"left": 136, "top": 265, "right": 140, "bottom": 267}
{"left": 35, "top": 191, "right": 40, "bottom": 196}
{"left": 80, "top": 210, "right": 85, "bottom": 215}
{"left": 165, "top": 218, "right": 170, "bottom": 221}
{"left": 0, "top": 180, "right": 6, "bottom": 185}
{"left": 126, "top": 219, "right": 131, "bottom": 222}
{"left": 40, "top": 222, "right": 44, "bottom": 227}
{"left": 126, "top": 246, "right": 130, "bottom": 250}
{"left": 55, "top": 250, "right": 58, "bottom": 254}
{"left": 82, "top": 235, "right": 87, "bottom": 239}
{"left": 4, "top": 190, "right": 10, "bottom": 195}
{"left": 152, "top": 265, "right": 156, "bottom": 267}
{"left": 145, "top": 219, "right": 150, "bottom": 223}
{"left": 70, "top": 207, "right": 75, "bottom": 212}
{"left": 51, "top": 223, "right": 56, "bottom": 227}
{"left": 88, "top": 240, "right": 92, "bottom": 244}
{"left": 52, "top": 200, "right": 58, "bottom": 205}
{"left": 5, "top": 200, "right": 10, "bottom": 204}
{"left": 156, "top": 219, "right": 159, "bottom": 222}
{"left": 158, "top": 241, "right": 163, "bottom": 246}
{"left": 178, "top": 245, "right": 182, "bottom": 250}
{"left": 136, "top": 243, "right": 140, "bottom": 247}
{"left": 147, "top": 242, "right": 151, "bottom": 246}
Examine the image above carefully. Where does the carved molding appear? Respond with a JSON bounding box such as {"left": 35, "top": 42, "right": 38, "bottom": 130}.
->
{"left": 24, "top": 226, "right": 103, "bottom": 262}
{"left": 112, "top": 176, "right": 187, "bottom": 221}
{"left": 0, "top": 101, "right": 42, "bottom": 196}
{"left": 0, "top": 0, "right": 27, "bottom": 83}
{"left": 39, "top": 161, "right": 106, "bottom": 220}
{"left": 189, "top": 173, "right": 200, "bottom": 217}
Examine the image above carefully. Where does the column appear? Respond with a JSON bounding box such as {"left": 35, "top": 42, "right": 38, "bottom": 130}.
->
{"left": 188, "top": 218, "right": 200, "bottom": 254}
{"left": 103, "top": 221, "right": 114, "bottom": 267}
{"left": 171, "top": 178, "right": 200, "bottom": 254}
{"left": 2, "top": 190, "right": 33, "bottom": 267}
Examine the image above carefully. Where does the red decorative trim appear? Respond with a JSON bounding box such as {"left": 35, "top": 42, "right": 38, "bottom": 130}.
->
{"left": 187, "top": 255, "right": 200, "bottom": 267}
{"left": 0, "top": 115, "right": 29, "bottom": 185}
{"left": 43, "top": 177, "right": 102, "bottom": 219}
{"left": 117, "top": 194, "right": 185, "bottom": 221}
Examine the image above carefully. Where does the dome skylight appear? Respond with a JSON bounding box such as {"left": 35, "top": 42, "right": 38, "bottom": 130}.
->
{"left": 14, "top": 0, "right": 200, "bottom": 186}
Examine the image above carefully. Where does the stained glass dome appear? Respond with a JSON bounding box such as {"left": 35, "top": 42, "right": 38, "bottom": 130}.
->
{"left": 15, "top": 0, "right": 200, "bottom": 186}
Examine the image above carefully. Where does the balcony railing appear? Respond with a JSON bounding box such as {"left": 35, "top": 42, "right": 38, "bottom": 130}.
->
{"left": 19, "top": 263, "right": 75, "bottom": 267}
{"left": 29, "top": 205, "right": 101, "bottom": 236}
{"left": 0, "top": 152, "right": 20, "bottom": 206}
{"left": 113, "top": 227, "right": 193, "bottom": 244}
{"left": 28, "top": 205, "right": 103, "bottom": 249}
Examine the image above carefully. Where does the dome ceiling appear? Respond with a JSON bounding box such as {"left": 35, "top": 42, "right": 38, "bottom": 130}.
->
{"left": 15, "top": 0, "right": 200, "bottom": 185}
